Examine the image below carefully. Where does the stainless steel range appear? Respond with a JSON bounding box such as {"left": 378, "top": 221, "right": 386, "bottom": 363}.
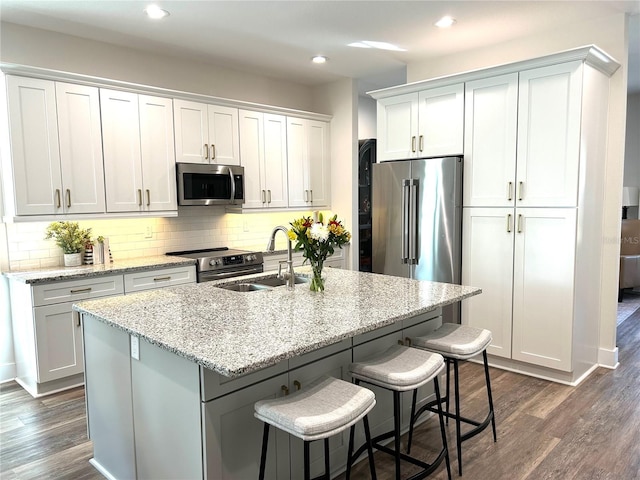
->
{"left": 166, "top": 247, "right": 263, "bottom": 283}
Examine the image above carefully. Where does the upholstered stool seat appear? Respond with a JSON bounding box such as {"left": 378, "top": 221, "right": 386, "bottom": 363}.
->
{"left": 349, "top": 344, "right": 451, "bottom": 480}
{"left": 255, "top": 375, "right": 377, "bottom": 480}
{"left": 409, "top": 323, "right": 496, "bottom": 476}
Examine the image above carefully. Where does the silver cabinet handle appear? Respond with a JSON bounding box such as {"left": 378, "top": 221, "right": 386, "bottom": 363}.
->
{"left": 261, "top": 190, "right": 266, "bottom": 203}
{"left": 518, "top": 181, "right": 524, "bottom": 201}
{"left": 146, "top": 189, "right": 150, "bottom": 207}
{"left": 267, "top": 190, "right": 272, "bottom": 204}
{"left": 204, "top": 144, "right": 209, "bottom": 160}
{"left": 304, "top": 190, "right": 309, "bottom": 202}
{"left": 508, "top": 182, "right": 513, "bottom": 201}
{"left": 411, "top": 136, "right": 416, "bottom": 153}
{"left": 211, "top": 144, "right": 216, "bottom": 160}
{"left": 419, "top": 135, "right": 424, "bottom": 152}
{"left": 137, "top": 189, "right": 142, "bottom": 206}
{"left": 517, "top": 214, "right": 523, "bottom": 233}
{"left": 66, "top": 189, "right": 71, "bottom": 208}
{"left": 153, "top": 276, "right": 171, "bottom": 282}
{"left": 55, "top": 189, "right": 61, "bottom": 208}
{"left": 507, "top": 214, "right": 512, "bottom": 233}
{"left": 309, "top": 189, "right": 313, "bottom": 203}
{"left": 74, "top": 310, "right": 81, "bottom": 327}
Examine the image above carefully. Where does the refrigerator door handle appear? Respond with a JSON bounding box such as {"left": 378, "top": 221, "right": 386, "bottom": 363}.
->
{"left": 408, "top": 179, "right": 418, "bottom": 264}
{"left": 402, "top": 179, "right": 411, "bottom": 263}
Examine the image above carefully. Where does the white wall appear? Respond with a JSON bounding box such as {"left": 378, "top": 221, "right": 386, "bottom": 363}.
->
{"left": 407, "top": 12, "right": 629, "bottom": 366}
{"left": 624, "top": 93, "right": 640, "bottom": 219}
{"left": 312, "top": 79, "right": 359, "bottom": 269}
{"left": 358, "top": 94, "right": 377, "bottom": 140}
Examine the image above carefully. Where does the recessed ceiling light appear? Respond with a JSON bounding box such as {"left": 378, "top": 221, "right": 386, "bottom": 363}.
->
{"left": 145, "top": 5, "right": 170, "bottom": 19}
{"left": 435, "top": 16, "right": 456, "bottom": 28}
{"left": 311, "top": 56, "right": 328, "bottom": 64}
{"left": 347, "top": 41, "right": 406, "bottom": 52}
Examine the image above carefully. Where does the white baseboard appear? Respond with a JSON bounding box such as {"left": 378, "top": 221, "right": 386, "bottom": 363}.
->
{"left": 0, "top": 362, "right": 16, "bottom": 383}
{"left": 598, "top": 346, "right": 619, "bottom": 369}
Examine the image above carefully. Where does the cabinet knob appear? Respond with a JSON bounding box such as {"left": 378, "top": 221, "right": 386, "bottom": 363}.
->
{"left": 281, "top": 385, "right": 289, "bottom": 396}
{"left": 293, "top": 380, "right": 301, "bottom": 391}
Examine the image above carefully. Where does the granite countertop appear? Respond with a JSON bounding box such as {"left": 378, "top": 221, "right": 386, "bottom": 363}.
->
{"left": 74, "top": 268, "right": 481, "bottom": 378}
{"left": 3, "top": 255, "right": 196, "bottom": 284}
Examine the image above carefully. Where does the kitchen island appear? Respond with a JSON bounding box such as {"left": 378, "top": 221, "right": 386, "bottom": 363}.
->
{"left": 74, "top": 268, "right": 480, "bottom": 480}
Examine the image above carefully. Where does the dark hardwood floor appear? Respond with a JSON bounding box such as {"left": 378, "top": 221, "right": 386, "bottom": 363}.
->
{"left": 2, "top": 308, "right": 640, "bottom": 479}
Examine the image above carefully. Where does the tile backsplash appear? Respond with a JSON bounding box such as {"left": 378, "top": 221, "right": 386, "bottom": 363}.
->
{"left": 6, "top": 208, "right": 324, "bottom": 270}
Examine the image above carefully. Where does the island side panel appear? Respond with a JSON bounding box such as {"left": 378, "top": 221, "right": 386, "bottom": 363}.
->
{"left": 83, "top": 313, "right": 136, "bottom": 479}
{"left": 131, "top": 337, "right": 203, "bottom": 480}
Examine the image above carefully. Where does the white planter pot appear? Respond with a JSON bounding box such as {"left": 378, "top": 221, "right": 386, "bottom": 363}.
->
{"left": 63, "top": 252, "right": 83, "bottom": 267}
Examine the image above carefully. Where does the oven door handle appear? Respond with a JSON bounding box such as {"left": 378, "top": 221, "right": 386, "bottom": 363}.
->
{"left": 199, "top": 267, "right": 263, "bottom": 281}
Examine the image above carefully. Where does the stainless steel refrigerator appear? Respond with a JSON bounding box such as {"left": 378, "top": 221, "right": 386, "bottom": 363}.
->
{"left": 372, "top": 156, "right": 463, "bottom": 323}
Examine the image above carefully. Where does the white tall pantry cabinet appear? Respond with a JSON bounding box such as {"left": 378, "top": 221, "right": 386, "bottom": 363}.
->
{"left": 370, "top": 47, "right": 619, "bottom": 384}
{"left": 462, "top": 53, "right": 616, "bottom": 383}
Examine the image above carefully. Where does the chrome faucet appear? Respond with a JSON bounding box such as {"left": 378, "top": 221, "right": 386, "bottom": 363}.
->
{"left": 267, "top": 226, "right": 295, "bottom": 290}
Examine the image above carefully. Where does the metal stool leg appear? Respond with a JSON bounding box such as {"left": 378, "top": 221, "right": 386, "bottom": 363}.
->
{"left": 363, "top": 415, "right": 377, "bottom": 480}
{"left": 258, "top": 423, "right": 270, "bottom": 480}
{"left": 453, "top": 359, "right": 462, "bottom": 476}
{"left": 483, "top": 350, "right": 497, "bottom": 442}
{"left": 434, "top": 376, "right": 452, "bottom": 480}
{"left": 304, "top": 441, "right": 311, "bottom": 480}
{"left": 346, "top": 424, "right": 356, "bottom": 480}
{"left": 393, "top": 391, "right": 401, "bottom": 479}
{"left": 445, "top": 358, "right": 451, "bottom": 425}
{"left": 324, "top": 438, "right": 330, "bottom": 479}
{"left": 406, "top": 388, "right": 418, "bottom": 455}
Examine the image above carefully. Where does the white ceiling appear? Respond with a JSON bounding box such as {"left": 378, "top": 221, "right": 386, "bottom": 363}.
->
{"left": 1, "top": 1, "right": 639, "bottom": 93}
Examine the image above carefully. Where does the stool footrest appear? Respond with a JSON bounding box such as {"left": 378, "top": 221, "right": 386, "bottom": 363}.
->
{"left": 351, "top": 428, "right": 448, "bottom": 480}
{"left": 415, "top": 398, "right": 494, "bottom": 443}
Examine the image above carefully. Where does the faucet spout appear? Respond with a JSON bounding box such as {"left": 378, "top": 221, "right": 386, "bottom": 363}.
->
{"left": 267, "top": 226, "right": 295, "bottom": 290}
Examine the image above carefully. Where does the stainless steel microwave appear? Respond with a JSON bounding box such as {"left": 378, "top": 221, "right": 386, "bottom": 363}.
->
{"left": 176, "top": 163, "right": 245, "bottom": 206}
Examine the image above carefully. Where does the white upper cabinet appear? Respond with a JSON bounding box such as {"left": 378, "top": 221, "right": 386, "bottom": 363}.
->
{"left": 376, "top": 83, "right": 463, "bottom": 162}
{"left": 463, "top": 74, "right": 518, "bottom": 207}
{"left": 56, "top": 82, "right": 106, "bottom": 214}
{"left": 6, "top": 76, "right": 105, "bottom": 215}
{"left": 174, "top": 99, "right": 240, "bottom": 165}
{"left": 239, "top": 110, "right": 288, "bottom": 209}
{"left": 287, "top": 117, "right": 330, "bottom": 208}
{"left": 516, "top": 62, "right": 582, "bottom": 208}
{"left": 101, "top": 89, "right": 176, "bottom": 213}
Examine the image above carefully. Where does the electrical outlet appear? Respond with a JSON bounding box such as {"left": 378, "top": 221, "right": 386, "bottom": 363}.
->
{"left": 130, "top": 335, "right": 140, "bottom": 360}
{"left": 144, "top": 226, "right": 153, "bottom": 238}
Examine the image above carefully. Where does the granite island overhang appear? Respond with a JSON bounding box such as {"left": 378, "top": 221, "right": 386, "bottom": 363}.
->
{"left": 73, "top": 268, "right": 481, "bottom": 480}
{"left": 73, "top": 268, "right": 481, "bottom": 378}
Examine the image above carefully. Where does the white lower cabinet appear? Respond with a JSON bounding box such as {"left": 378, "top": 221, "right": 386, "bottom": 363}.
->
{"left": 9, "top": 265, "right": 195, "bottom": 397}
{"left": 462, "top": 207, "right": 578, "bottom": 372}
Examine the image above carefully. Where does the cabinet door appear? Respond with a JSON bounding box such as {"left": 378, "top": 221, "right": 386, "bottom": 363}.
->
{"left": 286, "top": 117, "right": 308, "bottom": 207}
{"left": 34, "top": 302, "right": 83, "bottom": 382}
{"left": 263, "top": 113, "right": 289, "bottom": 208}
{"left": 417, "top": 83, "right": 464, "bottom": 157}
{"left": 516, "top": 62, "right": 582, "bottom": 207}
{"left": 511, "top": 208, "right": 577, "bottom": 371}
{"left": 203, "top": 373, "right": 291, "bottom": 480}
{"left": 461, "top": 208, "right": 514, "bottom": 359}
{"left": 55, "top": 82, "right": 106, "bottom": 214}
{"left": 207, "top": 104, "right": 240, "bottom": 165}
{"left": 139, "top": 95, "right": 177, "bottom": 211}
{"left": 239, "top": 109, "right": 266, "bottom": 209}
{"left": 463, "top": 74, "right": 518, "bottom": 207}
{"left": 6, "top": 76, "right": 62, "bottom": 215}
{"left": 288, "top": 350, "right": 352, "bottom": 479}
{"left": 101, "top": 89, "right": 144, "bottom": 212}
{"left": 307, "top": 119, "right": 330, "bottom": 207}
{"left": 377, "top": 93, "right": 418, "bottom": 161}
{"left": 173, "top": 99, "right": 209, "bottom": 163}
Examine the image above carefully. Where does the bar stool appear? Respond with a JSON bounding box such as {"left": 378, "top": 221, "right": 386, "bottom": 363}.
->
{"left": 408, "top": 323, "right": 496, "bottom": 476}
{"left": 349, "top": 344, "right": 451, "bottom": 480}
{"left": 254, "top": 375, "right": 377, "bottom": 480}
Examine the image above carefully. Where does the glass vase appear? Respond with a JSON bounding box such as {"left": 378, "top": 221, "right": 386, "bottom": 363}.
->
{"left": 309, "top": 260, "right": 325, "bottom": 292}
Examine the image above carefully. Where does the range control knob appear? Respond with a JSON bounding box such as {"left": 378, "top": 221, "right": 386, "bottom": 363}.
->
{"left": 209, "top": 258, "right": 223, "bottom": 266}
{"left": 246, "top": 254, "right": 256, "bottom": 262}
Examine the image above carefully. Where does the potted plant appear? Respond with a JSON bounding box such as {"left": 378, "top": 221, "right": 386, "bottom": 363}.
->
{"left": 44, "top": 221, "right": 92, "bottom": 267}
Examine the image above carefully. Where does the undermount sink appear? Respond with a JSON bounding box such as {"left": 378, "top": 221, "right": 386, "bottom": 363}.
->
{"left": 219, "top": 283, "right": 272, "bottom": 292}
{"left": 217, "top": 275, "right": 310, "bottom": 292}
{"left": 253, "top": 275, "right": 310, "bottom": 287}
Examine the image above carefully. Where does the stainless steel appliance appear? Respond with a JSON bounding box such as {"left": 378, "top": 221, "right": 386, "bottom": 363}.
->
{"left": 166, "top": 247, "right": 263, "bottom": 282}
{"left": 372, "top": 156, "right": 463, "bottom": 323}
{"left": 176, "top": 163, "right": 245, "bottom": 206}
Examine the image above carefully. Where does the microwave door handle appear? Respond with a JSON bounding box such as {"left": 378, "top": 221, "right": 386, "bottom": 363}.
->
{"left": 228, "top": 168, "right": 236, "bottom": 204}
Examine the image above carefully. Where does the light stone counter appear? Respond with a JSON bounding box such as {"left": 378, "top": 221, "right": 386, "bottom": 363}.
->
{"left": 3, "top": 255, "right": 196, "bottom": 284}
{"left": 74, "top": 268, "right": 481, "bottom": 378}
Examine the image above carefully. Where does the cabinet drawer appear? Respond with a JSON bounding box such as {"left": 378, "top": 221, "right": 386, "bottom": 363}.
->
{"left": 32, "top": 275, "right": 124, "bottom": 306}
{"left": 124, "top": 266, "right": 196, "bottom": 293}
{"left": 200, "top": 360, "right": 288, "bottom": 402}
